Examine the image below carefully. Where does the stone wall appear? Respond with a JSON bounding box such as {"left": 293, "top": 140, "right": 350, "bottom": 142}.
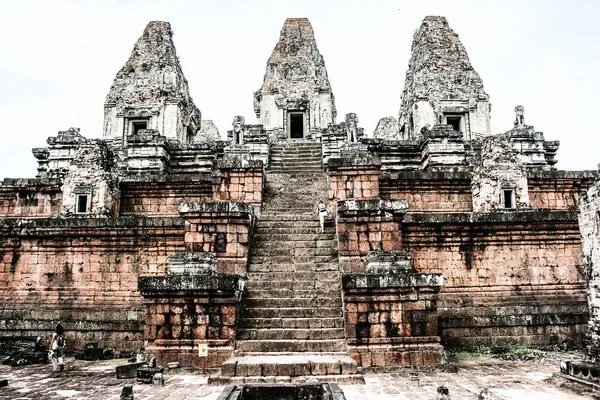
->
{"left": 120, "top": 177, "right": 213, "bottom": 216}
{"left": 212, "top": 160, "right": 263, "bottom": 205}
{"left": 327, "top": 156, "right": 380, "bottom": 204}
{"left": 0, "top": 179, "right": 62, "bottom": 218}
{"left": 528, "top": 171, "right": 596, "bottom": 210}
{"left": 0, "top": 217, "right": 184, "bottom": 353}
{"left": 380, "top": 171, "right": 472, "bottom": 212}
{"left": 403, "top": 211, "right": 588, "bottom": 346}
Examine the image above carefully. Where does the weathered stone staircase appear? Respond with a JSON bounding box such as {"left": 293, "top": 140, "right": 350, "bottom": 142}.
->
{"left": 214, "top": 140, "right": 362, "bottom": 384}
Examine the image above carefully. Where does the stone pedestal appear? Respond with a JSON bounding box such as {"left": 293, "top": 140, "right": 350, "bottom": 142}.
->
{"left": 342, "top": 250, "right": 444, "bottom": 368}
{"left": 138, "top": 269, "right": 245, "bottom": 370}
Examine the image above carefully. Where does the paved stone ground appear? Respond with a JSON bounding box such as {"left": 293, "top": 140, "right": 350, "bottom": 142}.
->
{"left": 0, "top": 353, "right": 597, "bottom": 399}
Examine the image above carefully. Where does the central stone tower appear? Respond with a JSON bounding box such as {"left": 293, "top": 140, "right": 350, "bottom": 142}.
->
{"left": 254, "top": 18, "right": 336, "bottom": 139}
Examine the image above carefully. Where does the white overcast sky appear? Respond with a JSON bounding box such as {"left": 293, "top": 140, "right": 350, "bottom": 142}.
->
{"left": 0, "top": 0, "right": 599, "bottom": 178}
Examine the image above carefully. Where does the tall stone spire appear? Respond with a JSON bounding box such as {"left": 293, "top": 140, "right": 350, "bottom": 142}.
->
{"left": 103, "top": 21, "right": 201, "bottom": 144}
{"left": 398, "top": 16, "right": 490, "bottom": 141}
{"left": 254, "top": 18, "right": 336, "bottom": 138}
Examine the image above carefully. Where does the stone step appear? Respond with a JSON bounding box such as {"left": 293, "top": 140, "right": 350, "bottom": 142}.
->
{"left": 244, "top": 297, "right": 342, "bottom": 308}
{"left": 249, "top": 255, "right": 338, "bottom": 265}
{"left": 251, "top": 248, "right": 338, "bottom": 257}
{"left": 254, "top": 227, "right": 325, "bottom": 234}
{"left": 246, "top": 271, "right": 339, "bottom": 281}
{"left": 243, "top": 307, "right": 343, "bottom": 319}
{"left": 246, "top": 280, "right": 341, "bottom": 291}
{"left": 257, "top": 215, "right": 319, "bottom": 222}
{"left": 247, "top": 263, "right": 339, "bottom": 273}
{"left": 255, "top": 220, "right": 318, "bottom": 226}
{"left": 236, "top": 339, "right": 346, "bottom": 353}
{"left": 252, "top": 241, "right": 336, "bottom": 251}
{"left": 253, "top": 234, "right": 334, "bottom": 242}
{"left": 245, "top": 288, "right": 340, "bottom": 299}
{"left": 240, "top": 317, "right": 345, "bottom": 329}
{"left": 209, "top": 374, "right": 365, "bottom": 385}
{"left": 237, "top": 328, "right": 345, "bottom": 341}
{"left": 221, "top": 353, "right": 357, "bottom": 376}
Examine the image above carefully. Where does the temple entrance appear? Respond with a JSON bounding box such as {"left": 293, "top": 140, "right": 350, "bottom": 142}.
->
{"left": 288, "top": 112, "right": 305, "bottom": 139}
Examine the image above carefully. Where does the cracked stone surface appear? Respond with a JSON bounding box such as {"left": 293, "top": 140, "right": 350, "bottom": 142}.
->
{"left": 254, "top": 18, "right": 336, "bottom": 130}
{"left": 0, "top": 353, "right": 594, "bottom": 399}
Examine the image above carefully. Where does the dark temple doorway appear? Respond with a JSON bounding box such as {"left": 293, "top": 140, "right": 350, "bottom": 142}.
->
{"left": 289, "top": 113, "right": 304, "bottom": 138}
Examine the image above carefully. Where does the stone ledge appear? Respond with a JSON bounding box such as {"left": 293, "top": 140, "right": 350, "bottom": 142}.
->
{"left": 179, "top": 202, "right": 254, "bottom": 215}
{"left": 527, "top": 170, "right": 597, "bottom": 179}
{"left": 0, "top": 178, "right": 62, "bottom": 187}
{"left": 138, "top": 274, "right": 244, "bottom": 296}
{"left": 337, "top": 199, "right": 408, "bottom": 213}
{"left": 0, "top": 216, "right": 184, "bottom": 230}
{"left": 120, "top": 172, "right": 212, "bottom": 183}
{"left": 404, "top": 210, "right": 578, "bottom": 224}
{"left": 380, "top": 170, "right": 472, "bottom": 181}
{"left": 328, "top": 157, "right": 381, "bottom": 168}
{"left": 342, "top": 272, "right": 443, "bottom": 289}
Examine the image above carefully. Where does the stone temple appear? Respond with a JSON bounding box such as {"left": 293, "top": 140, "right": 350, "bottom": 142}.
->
{"left": 1, "top": 16, "right": 599, "bottom": 384}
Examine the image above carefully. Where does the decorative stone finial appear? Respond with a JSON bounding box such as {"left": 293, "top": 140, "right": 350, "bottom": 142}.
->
{"left": 514, "top": 105, "right": 525, "bottom": 127}
{"left": 231, "top": 116, "right": 245, "bottom": 145}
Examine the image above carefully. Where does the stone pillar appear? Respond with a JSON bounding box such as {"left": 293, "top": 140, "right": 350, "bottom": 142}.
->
{"left": 336, "top": 199, "right": 408, "bottom": 272}
{"left": 327, "top": 155, "right": 381, "bottom": 203}
{"left": 212, "top": 159, "right": 263, "bottom": 207}
{"left": 342, "top": 251, "right": 444, "bottom": 367}
{"left": 179, "top": 202, "right": 254, "bottom": 275}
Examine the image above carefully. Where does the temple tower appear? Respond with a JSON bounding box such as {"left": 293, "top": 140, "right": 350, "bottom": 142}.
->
{"left": 103, "top": 21, "right": 201, "bottom": 145}
{"left": 398, "top": 16, "right": 491, "bottom": 141}
{"left": 253, "top": 18, "right": 336, "bottom": 139}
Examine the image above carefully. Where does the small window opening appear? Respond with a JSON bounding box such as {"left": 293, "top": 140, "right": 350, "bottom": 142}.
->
{"left": 503, "top": 189, "right": 515, "bottom": 209}
{"left": 289, "top": 113, "right": 304, "bottom": 139}
{"left": 76, "top": 194, "right": 89, "bottom": 214}
{"left": 446, "top": 115, "right": 462, "bottom": 132}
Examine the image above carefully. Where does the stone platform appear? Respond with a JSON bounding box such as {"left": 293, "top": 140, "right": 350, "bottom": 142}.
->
{"left": 211, "top": 354, "right": 364, "bottom": 385}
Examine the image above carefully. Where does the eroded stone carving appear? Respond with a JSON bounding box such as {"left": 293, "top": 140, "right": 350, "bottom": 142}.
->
{"left": 514, "top": 105, "right": 525, "bottom": 127}
{"left": 345, "top": 113, "right": 359, "bottom": 143}
{"left": 254, "top": 18, "right": 336, "bottom": 134}
{"left": 398, "top": 16, "right": 490, "bottom": 140}
{"left": 103, "top": 21, "right": 201, "bottom": 143}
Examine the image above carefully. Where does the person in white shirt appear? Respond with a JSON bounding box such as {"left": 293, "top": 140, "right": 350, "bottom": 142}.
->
{"left": 317, "top": 200, "right": 329, "bottom": 233}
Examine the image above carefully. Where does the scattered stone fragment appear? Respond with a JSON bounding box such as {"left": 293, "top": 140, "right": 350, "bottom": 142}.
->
{"left": 167, "top": 362, "right": 180, "bottom": 369}
{"left": 436, "top": 384, "right": 451, "bottom": 400}
{"left": 152, "top": 372, "right": 164, "bottom": 386}
{"left": 120, "top": 383, "right": 134, "bottom": 400}
{"left": 478, "top": 387, "right": 492, "bottom": 399}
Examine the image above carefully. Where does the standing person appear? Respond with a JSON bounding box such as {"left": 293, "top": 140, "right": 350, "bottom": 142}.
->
{"left": 317, "top": 200, "right": 329, "bottom": 233}
{"left": 49, "top": 323, "right": 65, "bottom": 372}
